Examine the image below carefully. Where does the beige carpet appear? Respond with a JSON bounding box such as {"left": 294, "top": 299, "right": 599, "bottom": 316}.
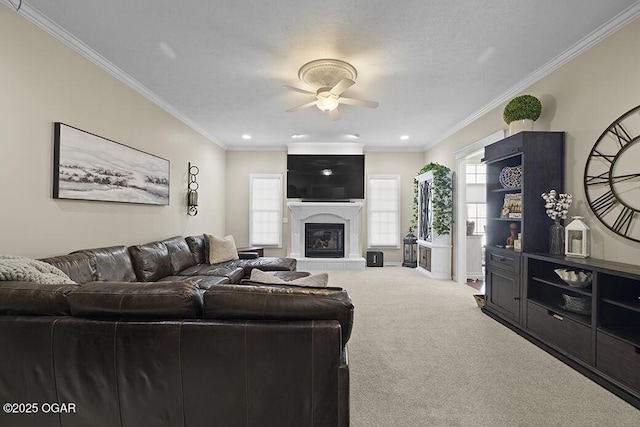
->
{"left": 325, "top": 266, "right": 639, "bottom": 427}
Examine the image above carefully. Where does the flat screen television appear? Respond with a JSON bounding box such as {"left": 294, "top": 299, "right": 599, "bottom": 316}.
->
{"left": 287, "top": 154, "right": 365, "bottom": 200}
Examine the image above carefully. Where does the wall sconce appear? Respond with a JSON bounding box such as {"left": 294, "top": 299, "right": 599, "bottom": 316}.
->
{"left": 187, "top": 162, "right": 199, "bottom": 216}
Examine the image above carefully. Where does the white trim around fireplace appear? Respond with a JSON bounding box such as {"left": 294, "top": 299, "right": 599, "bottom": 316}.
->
{"left": 287, "top": 202, "right": 366, "bottom": 271}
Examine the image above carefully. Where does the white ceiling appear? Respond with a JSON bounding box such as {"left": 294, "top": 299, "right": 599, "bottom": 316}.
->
{"left": 8, "top": 0, "right": 640, "bottom": 151}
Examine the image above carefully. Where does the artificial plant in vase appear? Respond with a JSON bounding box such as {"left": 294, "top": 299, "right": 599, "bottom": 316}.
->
{"left": 412, "top": 162, "right": 453, "bottom": 236}
{"left": 503, "top": 94, "right": 542, "bottom": 135}
{"left": 541, "top": 189, "right": 573, "bottom": 255}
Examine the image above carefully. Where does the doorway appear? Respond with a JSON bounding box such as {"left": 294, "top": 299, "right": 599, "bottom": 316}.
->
{"left": 453, "top": 130, "right": 505, "bottom": 288}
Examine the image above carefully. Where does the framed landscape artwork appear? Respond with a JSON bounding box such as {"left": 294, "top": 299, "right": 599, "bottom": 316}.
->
{"left": 53, "top": 123, "right": 170, "bottom": 205}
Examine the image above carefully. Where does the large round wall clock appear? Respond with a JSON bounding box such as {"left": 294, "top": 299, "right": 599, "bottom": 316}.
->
{"left": 584, "top": 105, "right": 640, "bottom": 243}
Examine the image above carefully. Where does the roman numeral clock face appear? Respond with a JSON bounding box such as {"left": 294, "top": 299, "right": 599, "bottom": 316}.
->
{"left": 584, "top": 105, "right": 640, "bottom": 242}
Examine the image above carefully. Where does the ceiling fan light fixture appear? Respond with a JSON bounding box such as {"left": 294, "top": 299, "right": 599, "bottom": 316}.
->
{"left": 284, "top": 59, "right": 377, "bottom": 119}
{"left": 298, "top": 59, "right": 357, "bottom": 89}
{"left": 316, "top": 91, "right": 340, "bottom": 111}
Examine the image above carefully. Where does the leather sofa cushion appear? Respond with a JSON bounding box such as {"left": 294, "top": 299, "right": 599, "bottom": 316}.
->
{"left": 40, "top": 252, "right": 97, "bottom": 284}
{"left": 229, "top": 257, "right": 297, "bottom": 277}
{"left": 67, "top": 281, "right": 203, "bottom": 319}
{"left": 162, "top": 236, "right": 196, "bottom": 275}
{"left": 185, "top": 235, "right": 207, "bottom": 265}
{"left": 178, "top": 264, "right": 245, "bottom": 283}
{"left": 0, "top": 281, "right": 78, "bottom": 315}
{"left": 128, "top": 241, "right": 172, "bottom": 282}
{"left": 72, "top": 246, "right": 137, "bottom": 282}
{"left": 203, "top": 284, "right": 354, "bottom": 344}
{"left": 158, "top": 275, "right": 230, "bottom": 290}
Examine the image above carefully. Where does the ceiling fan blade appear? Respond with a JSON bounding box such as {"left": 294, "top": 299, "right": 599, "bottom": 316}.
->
{"left": 282, "top": 85, "right": 316, "bottom": 95}
{"left": 328, "top": 108, "right": 341, "bottom": 121}
{"left": 329, "top": 78, "right": 355, "bottom": 96}
{"left": 286, "top": 100, "right": 318, "bottom": 112}
{"left": 340, "top": 97, "right": 379, "bottom": 108}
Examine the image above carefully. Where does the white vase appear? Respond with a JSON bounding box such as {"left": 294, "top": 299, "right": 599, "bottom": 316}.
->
{"left": 508, "top": 119, "right": 534, "bottom": 136}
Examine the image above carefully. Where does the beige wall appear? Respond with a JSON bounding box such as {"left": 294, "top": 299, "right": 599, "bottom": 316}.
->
{"left": 0, "top": 7, "right": 227, "bottom": 258}
{"left": 225, "top": 150, "right": 426, "bottom": 263}
{"left": 424, "top": 17, "right": 640, "bottom": 265}
{"left": 225, "top": 151, "right": 287, "bottom": 256}
{"left": 363, "top": 151, "right": 427, "bottom": 263}
{"left": 5, "top": 4, "right": 638, "bottom": 265}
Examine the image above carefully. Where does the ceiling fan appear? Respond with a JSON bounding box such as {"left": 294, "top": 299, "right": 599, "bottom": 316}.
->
{"left": 283, "top": 59, "right": 378, "bottom": 120}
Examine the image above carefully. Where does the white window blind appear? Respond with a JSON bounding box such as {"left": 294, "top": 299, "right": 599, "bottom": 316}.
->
{"left": 250, "top": 174, "right": 282, "bottom": 247}
{"left": 466, "top": 163, "right": 486, "bottom": 184}
{"left": 367, "top": 175, "right": 401, "bottom": 248}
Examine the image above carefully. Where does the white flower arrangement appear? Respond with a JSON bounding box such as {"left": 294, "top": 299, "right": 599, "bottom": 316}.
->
{"left": 541, "top": 189, "right": 573, "bottom": 221}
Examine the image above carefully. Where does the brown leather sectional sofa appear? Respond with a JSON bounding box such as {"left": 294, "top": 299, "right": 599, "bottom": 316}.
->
{"left": 0, "top": 234, "right": 353, "bottom": 427}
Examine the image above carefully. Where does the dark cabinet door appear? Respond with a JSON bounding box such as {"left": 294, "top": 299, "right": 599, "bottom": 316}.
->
{"left": 486, "top": 265, "right": 521, "bottom": 323}
{"left": 418, "top": 245, "right": 431, "bottom": 271}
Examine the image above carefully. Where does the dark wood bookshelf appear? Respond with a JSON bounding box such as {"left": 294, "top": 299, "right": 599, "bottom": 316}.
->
{"left": 482, "top": 131, "right": 564, "bottom": 325}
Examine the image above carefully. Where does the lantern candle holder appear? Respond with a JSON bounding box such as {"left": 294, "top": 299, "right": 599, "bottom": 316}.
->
{"left": 402, "top": 228, "right": 417, "bottom": 268}
{"left": 565, "top": 216, "right": 590, "bottom": 258}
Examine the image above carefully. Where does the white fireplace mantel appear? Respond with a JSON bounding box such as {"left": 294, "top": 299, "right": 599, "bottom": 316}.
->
{"left": 287, "top": 202, "right": 366, "bottom": 271}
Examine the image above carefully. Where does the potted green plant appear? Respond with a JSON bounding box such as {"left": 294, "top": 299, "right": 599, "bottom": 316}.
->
{"left": 503, "top": 94, "right": 542, "bottom": 135}
{"left": 412, "top": 162, "right": 453, "bottom": 236}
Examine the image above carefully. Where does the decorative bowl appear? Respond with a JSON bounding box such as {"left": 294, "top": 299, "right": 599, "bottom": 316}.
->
{"left": 561, "top": 292, "right": 591, "bottom": 315}
{"left": 554, "top": 268, "right": 592, "bottom": 288}
{"left": 499, "top": 166, "right": 522, "bottom": 188}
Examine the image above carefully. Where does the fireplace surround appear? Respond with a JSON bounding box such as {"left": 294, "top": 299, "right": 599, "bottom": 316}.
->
{"left": 288, "top": 202, "right": 366, "bottom": 270}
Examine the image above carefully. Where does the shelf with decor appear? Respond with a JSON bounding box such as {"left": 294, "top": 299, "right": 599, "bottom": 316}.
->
{"left": 526, "top": 257, "right": 593, "bottom": 328}
{"left": 482, "top": 131, "right": 564, "bottom": 325}
{"left": 507, "top": 252, "right": 640, "bottom": 409}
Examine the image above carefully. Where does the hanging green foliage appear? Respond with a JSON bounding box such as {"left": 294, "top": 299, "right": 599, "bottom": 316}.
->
{"left": 412, "top": 162, "right": 453, "bottom": 235}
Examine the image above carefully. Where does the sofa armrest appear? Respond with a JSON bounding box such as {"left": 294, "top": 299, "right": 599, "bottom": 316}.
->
{"left": 202, "top": 283, "right": 354, "bottom": 344}
{"left": 66, "top": 281, "right": 203, "bottom": 319}
{"left": 0, "top": 281, "right": 78, "bottom": 315}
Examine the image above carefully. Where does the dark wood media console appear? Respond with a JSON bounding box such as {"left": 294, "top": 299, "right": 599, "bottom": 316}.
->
{"left": 481, "top": 132, "right": 640, "bottom": 409}
{"left": 483, "top": 253, "right": 640, "bottom": 409}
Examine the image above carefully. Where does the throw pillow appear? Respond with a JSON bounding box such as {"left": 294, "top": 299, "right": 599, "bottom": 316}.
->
{"left": 249, "top": 269, "right": 329, "bottom": 287}
{"left": 206, "top": 234, "right": 239, "bottom": 264}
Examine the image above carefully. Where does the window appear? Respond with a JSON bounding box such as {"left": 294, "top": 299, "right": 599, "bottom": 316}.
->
{"left": 367, "top": 175, "right": 401, "bottom": 248}
{"left": 467, "top": 203, "right": 487, "bottom": 235}
{"left": 250, "top": 174, "right": 282, "bottom": 247}
{"left": 466, "top": 163, "right": 486, "bottom": 184}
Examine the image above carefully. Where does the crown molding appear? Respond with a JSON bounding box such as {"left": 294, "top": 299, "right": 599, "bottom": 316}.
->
{"left": 7, "top": 1, "right": 226, "bottom": 150}
{"left": 363, "top": 145, "right": 426, "bottom": 153}
{"left": 226, "top": 143, "right": 425, "bottom": 152}
{"left": 6, "top": 1, "right": 639, "bottom": 154}
{"left": 424, "top": 1, "right": 640, "bottom": 151}
{"left": 287, "top": 142, "right": 364, "bottom": 155}
{"left": 226, "top": 145, "right": 287, "bottom": 152}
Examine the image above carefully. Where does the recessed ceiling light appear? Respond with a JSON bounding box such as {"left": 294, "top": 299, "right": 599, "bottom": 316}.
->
{"left": 291, "top": 134, "right": 307, "bottom": 139}
{"left": 242, "top": 134, "right": 252, "bottom": 140}
{"left": 345, "top": 134, "right": 360, "bottom": 139}
{"left": 400, "top": 135, "right": 410, "bottom": 140}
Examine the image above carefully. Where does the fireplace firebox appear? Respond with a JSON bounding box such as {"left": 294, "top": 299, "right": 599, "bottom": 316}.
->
{"left": 305, "top": 223, "right": 345, "bottom": 258}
